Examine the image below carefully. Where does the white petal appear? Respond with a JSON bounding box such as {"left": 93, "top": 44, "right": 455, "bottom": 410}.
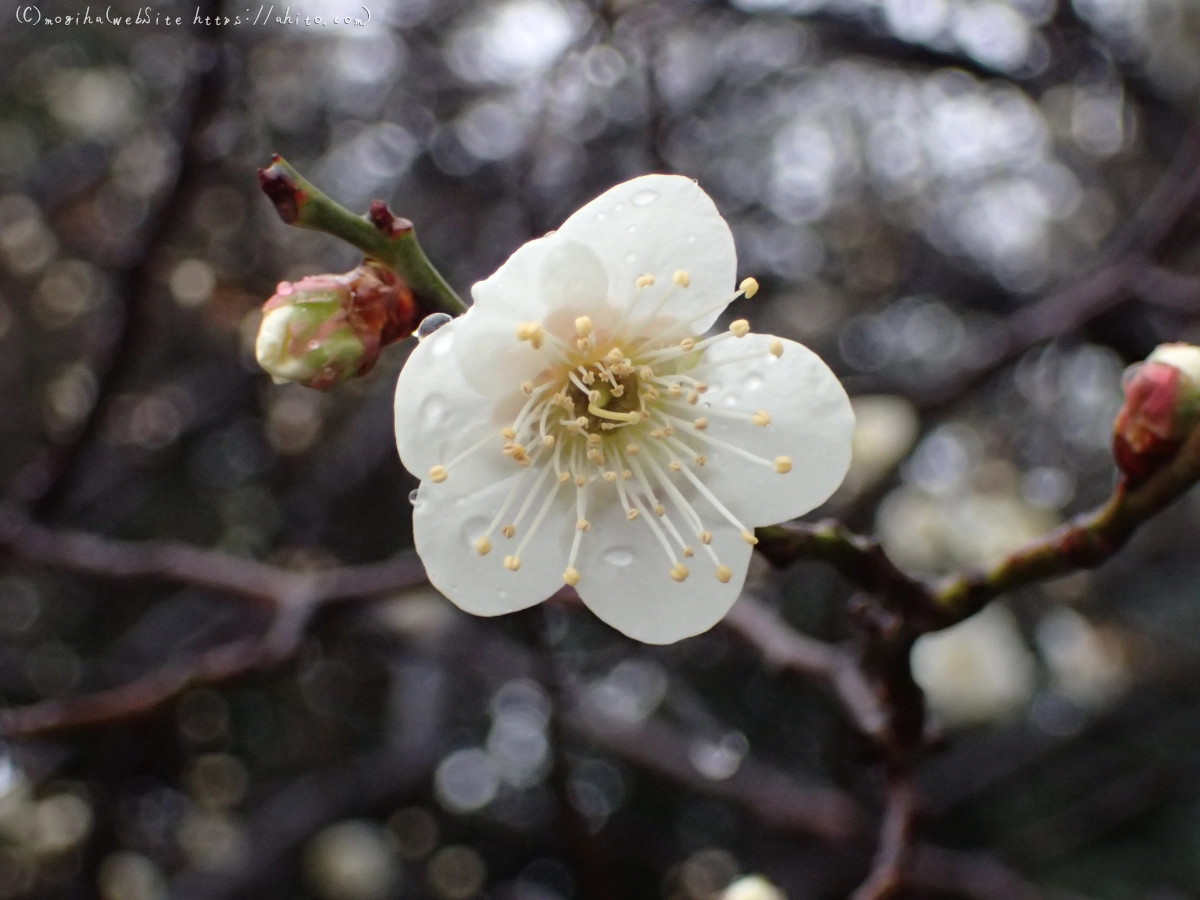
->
{"left": 471, "top": 235, "right": 553, "bottom": 312}
{"left": 556, "top": 174, "right": 737, "bottom": 334}
{"left": 452, "top": 306, "right": 559, "bottom": 399}
{"left": 413, "top": 474, "right": 572, "bottom": 617}
{"left": 690, "top": 334, "right": 854, "bottom": 526}
{"left": 394, "top": 315, "right": 520, "bottom": 495}
{"left": 573, "top": 492, "right": 752, "bottom": 644}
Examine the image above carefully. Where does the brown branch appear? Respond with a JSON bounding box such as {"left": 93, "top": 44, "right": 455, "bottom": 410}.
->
{"left": 850, "top": 776, "right": 919, "bottom": 900}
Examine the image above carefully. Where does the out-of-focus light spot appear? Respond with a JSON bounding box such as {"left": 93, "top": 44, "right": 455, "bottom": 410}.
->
{"left": 179, "top": 810, "right": 246, "bottom": 871}
{"left": 187, "top": 754, "right": 249, "bottom": 810}
{"left": 307, "top": 821, "right": 398, "bottom": 900}
{"left": 567, "top": 758, "right": 624, "bottom": 828}
{"left": 34, "top": 260, "right": 102, "bottom": 329}
{"left": 0, "top": 578, "right": 38, "bottom": 637}
{"left": 883, "top": 0, "right": 950, "bottom": 42}
{"left": 446, "top": 0, "right": 580, "bottom": 85}
{"left": 0, "top": 122, "right": 37, "bottom": 179}
{"left": 769, "top": 122, "right": 838, "bottom": 224}
{"left": 583, "top": 45, "right": 626, "bottom": 87}
{"left": 840, "top": 395, "right": 920, "bottom": 497}
{"left": 1021, "top": 466, "right": 1074, "bottom": 510}
{"left": 32, "top": 793, "right": 92, "bottom": 854}
{"left": 177, "top": 690, "right": 230, "bottom": 744}
{"left": 1071, "top": 91, "right": 1125, "bottom": 157}
{"left": 435, "top": 749, "right": 499, "bottom": 814}
{"left": 681, "top": 848, "right": 740, "bottom": 900}
{"left": 0, "top": 195, "right": 57, "bottom": 275}
{"left": 456, "top": 100, "right": 529, "bottom": 161}
{"left": 731, "top": 0, "right": 825, "bottom": 12}
{"left": 912, "top": 603, "right": 1036, "bottom": 727}
{"left": 47, "top": 68, "right": 139, "bottom": 139}
{"left": 952, "top": 2, "right": 1031, "bottom": 71}
{"left": 44, "top": 364, "right": 97, "bottom": 437}
{"left": 170, "top": 259, "right": 216, "bottom": 308}
{"left": 266, "top": 389, "right": 325, "bottom": 455}
{"left": 98, "top": 852, "right": 167, "bottom": 900}
{"left": 585, "top": 659, "right": 668, "bottom": 727}
{"left": 388, "top": 807, "right": 438, "bottom": 860}
{"left": 1035, "top": 607, "right": 1128, "bottom": 709}
{"left": 905, "top": 424, "right": 979, "bottom": 495}
{"left": 688, "top": 732, "right": 749, "bottom": 781}
{"left": 428, "top": 846, "right": 487, "bottom": 900}
{"left": 722, "top": 875, "right": 786, "bottom": 900}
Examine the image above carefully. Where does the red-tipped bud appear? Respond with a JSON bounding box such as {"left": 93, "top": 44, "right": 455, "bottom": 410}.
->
{"left": 255, "top": 262, "right": 416, "bottom": 390}
{"left": 1113, "top": 343, "right": 1200, "bottom": 485}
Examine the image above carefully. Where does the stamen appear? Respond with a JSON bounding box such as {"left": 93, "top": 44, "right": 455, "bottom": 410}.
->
{"left": 507, "top": 452, "right": 557, "bottom": 535}
{"left": 575, "top": 316, "right": 593, "bottom": 338}
{"left": 751, "top": 410, "right": 770, "bottom": 426}
{"left": 769, "top": 338, "right": 784, "bottom": 358}
{"left": 512, "top": 476, "right": 564, "bottom": 563}
{"left": 670, "top": 562, "right": 689, "bottom": 582}
{"left": 774, "top": 456, "right": 793, "bottom": 473}
{"left": 428, "top": 465, "right": 447, "bottom": 483}
{"left": 673, "top": 463, "right": 760, "bottom": 545}
{"left": 564, "top": 478, "right": 589, "bottom": 586}
{"left": 636, "top": 274, "right": 655, "bottom": 288}
{"left": 730, "top": 319, "right": 750, "bottom": 338}
{"left": 739, "top": 277, "right": 759, "bottom": 297}
{"left": 673, "top": 270, "right": 690, "bottom": 287}
{"left": 716, "top": 565, "right": 733, "bottom": 583}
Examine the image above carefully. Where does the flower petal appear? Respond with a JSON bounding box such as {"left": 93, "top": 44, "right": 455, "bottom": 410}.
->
{"left": 471, "top": 235, "right": 553, "bottom": 311}
{"left": 573, "top": 491, "right": 752, "bottom": 644}
{"left": 413, "top": 474, "right": 572, "bottom": 617}
{"left": 689, "top": 334, "right": 854, "bottom": 526}
{"left": 395, "top": 315, "right": 519, "bottom": 495}
{"left": 556, "top": 174, "right": 737, "bottom": 334}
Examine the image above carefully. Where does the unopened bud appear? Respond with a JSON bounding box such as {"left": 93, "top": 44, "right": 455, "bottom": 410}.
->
{"left": 722, "top": 876, "right": 786, "bottom": 900}
{"left": 255, "top": 262, "right": 415, "bottom": 390}
{"left": 1113, "top": 343, "right": 1200, "bottom": 485}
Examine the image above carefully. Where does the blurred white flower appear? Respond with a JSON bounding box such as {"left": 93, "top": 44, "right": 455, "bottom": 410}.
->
{"left": 395, "top": 175, "right": 854, "bottom": 644}
{"left": 723, "top": 875, "right": 786, "bottom": 900}
{"left": 912, "top": 603, "right": 1036, "bottom": 727}
{"left": 1036, "top": 608, "right": 1129, "bottom": 709}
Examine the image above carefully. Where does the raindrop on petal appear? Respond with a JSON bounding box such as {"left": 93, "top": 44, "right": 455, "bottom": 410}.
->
{"left": 601, "top": 547, "right": 634, "bottom": 568}
{"left": 417, "top": 313, "right": 454, "bottom": 341}
{"left": 631, "top": 190, "right": 659, "bottom": 206}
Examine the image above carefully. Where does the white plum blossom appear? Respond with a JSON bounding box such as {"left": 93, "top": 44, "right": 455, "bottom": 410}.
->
{"left": 394, "top": 175, "right": 854, "bottom": 644}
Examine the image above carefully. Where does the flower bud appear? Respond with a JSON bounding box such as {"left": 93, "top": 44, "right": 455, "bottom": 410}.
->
{"left": 722, "top": 876, "right": 786, "bottom": 900}
{"left": 255, "top": 262, "right": 416, "bottom": 390}
{"left": 1113, "top": 343, "right": 1200, "bottom": 485}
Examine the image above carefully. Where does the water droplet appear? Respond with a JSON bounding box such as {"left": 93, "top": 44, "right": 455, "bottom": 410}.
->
{"left": 602, "top": 547, "right": 634, "bottom": 568}
{"left": 632, "top": 190, "right": 659, "bottom": 207}
{"left": 723, "top": 394, "right": 739, "bottom": 408}
{"left": 625, "top": 251, "right": 637, "bottom": 263}
{"left": 626, "top": 226, "right": 636, "bottom": 234}
{"left": 614, "top": 203, "right": 625, "bottom": 213}
{"left": 743, "top": 373, "right": 764, "bottom": 391}
{"left": 685, "top": 234, "right": 697, "bottom": 244}
{"left": 417, "top": 313, "right": 453, "bottom": 341}
{"left": 409, "top": 489, "right": 419, "bottom": 504}
{"left": 596, "top": 212, "right": 607, "bottom": 221}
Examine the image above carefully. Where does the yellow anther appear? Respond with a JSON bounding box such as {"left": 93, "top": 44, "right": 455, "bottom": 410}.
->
{"left": 575, "top": 337, "right": 591, "bottom": 352}
{"left": 502, "top": 525, "right": 516, "bottom": 539}
{"left": 694, "top": 455, "right": 707, "bottom": 466}
{"left": 696, "top": 382, "right": 709, "bottom": 393}
{"left": 621, "top": 469, "right": 632, "bottom": 479}
{"left": 582, "top": 370, "right": 595, "bottom": 385}
{"left": 741, "top": 530, "right": 758, "bottom": 545}
{"left": 575, "top": 475, "right": 587, "bottom": 487}
{"left": 588, "top": 390, "right": 601, "bottom": 403}
{"left": 502, "top": 427, "right": 517, "bottom": 440}
{"left": 669, "top": 562, "right": 690, "bottom": 582}
{"left": 626, "top": 508, "right": 639, "bottom": 520}
{"left": 694, "top": 417, "right": 708, "bottom": 430}
{"left": 669, "top": 461, "right": 682, "bottom": 472}
{"left": 715, "top": 565, "right": 733, "bottom": 583}
{"left": 607, "top": 347, "right": 625, "bottom": 362}
{"left": 687, "top": 391, "right": 699, "bottom": 405}
{"left": 587, "top": 449, "right": 604, "bottom": 464}
{"left": 774, "top": 456, "right": 793, "bottom": 473}
{"left": 673, "top": 270, "right": 691, "bottom": 288}
{"left": 576, "top": 416, "right": 589, "bottom": 428}
{"left": 563, "top": 567, "right": 581, "bottom": 587}
{"left": 663, "top": 425, "right": 674, "bottom": 437}
{"left": 604, "top": 471, "right": 617, "bottom": 482}
{"left": 475, "top": 537, "right": 492, "bottom": 556}
{"left": 504, "top": 555, "right": 522, "bottom": 571}
{"left": 739, "top": 277, "right": 759, "bottom": 298}
{"left": 611, "top": 385, "right": 625, "bottom": 397}
{"left": 683, "top": 545, "right": 694, "bottom": 558}
{"left": 751, "top": 410, "right": 771, "bottom": 427}
{"left": 639, "top": 367, "right": 654, "bottom": 381}
{"left": 730, "top": 319, "right": 750, "bottom": 338}
{"left": 701, "top": 531, "right": 713, "bottom": 544}
{"left": 668, "top": 382, "right": 682, "bottom": 396}
{"left": 626, "top": 443, "right": 640, "bottom": 455}
{"left": 428, "top": 465, "right": 448, "bottom": 483}
{"left": 576, "top": 519, "right": 591, "bottom": 532}
{"left": 587, "top": 433, "right": 602, "bottom": 445}
{"left": 575, "top": 316, "right": 593, "bottom": 337}
{"left": 516, "top": 322, "right": 540, "bottom": 341}
{"left": 521, "top": 381, "right": 534, "bottom": 395}
{"left": 644, "top": 387, "right": 660, "bottom": 400}
{"left": 636, "top": 274, "right": 655, "bottom": 288}
{"left": 769, "top": 338, "right": 783, "bottom": 358}
{"left": 543, "top": 435, "right": 556, "bottom": 446}
{"left": 650, "top": 429, "right": 663, "bottom": 440}
{"left": 558, "top": 472, "right": 570, "bottom": 484}
{"left": 654, "top": 503, "right": 666, "bottom": 516}
{"left": 680, "top": 338, "right": 695, "bottom": 352}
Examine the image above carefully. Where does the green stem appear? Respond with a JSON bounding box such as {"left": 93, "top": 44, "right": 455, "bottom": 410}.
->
{"left": 258, "top": 155, "right": 466, "bottom": 317}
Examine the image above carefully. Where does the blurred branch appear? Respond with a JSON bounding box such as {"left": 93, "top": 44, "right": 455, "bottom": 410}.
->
{"left": 258, "top": 155, "right": 465, "bottom": 317}
{"left": 849, "top": 776, "right": 918, "bottom": 900}
{"left": 11, "top": 0, "right": 229, "bottom": 517}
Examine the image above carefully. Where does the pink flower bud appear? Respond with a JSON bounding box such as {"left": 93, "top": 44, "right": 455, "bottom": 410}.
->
{"left": 255, "top": 262, "right": 416, "bottom": 390}
{"left": 1113, "top": 343, "right": 1200, "bottom": 485}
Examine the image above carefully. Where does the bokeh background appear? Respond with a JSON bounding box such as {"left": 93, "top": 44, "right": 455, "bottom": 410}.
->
{"left": 1, "top": 0, "right": 1200, "bottom": 897}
